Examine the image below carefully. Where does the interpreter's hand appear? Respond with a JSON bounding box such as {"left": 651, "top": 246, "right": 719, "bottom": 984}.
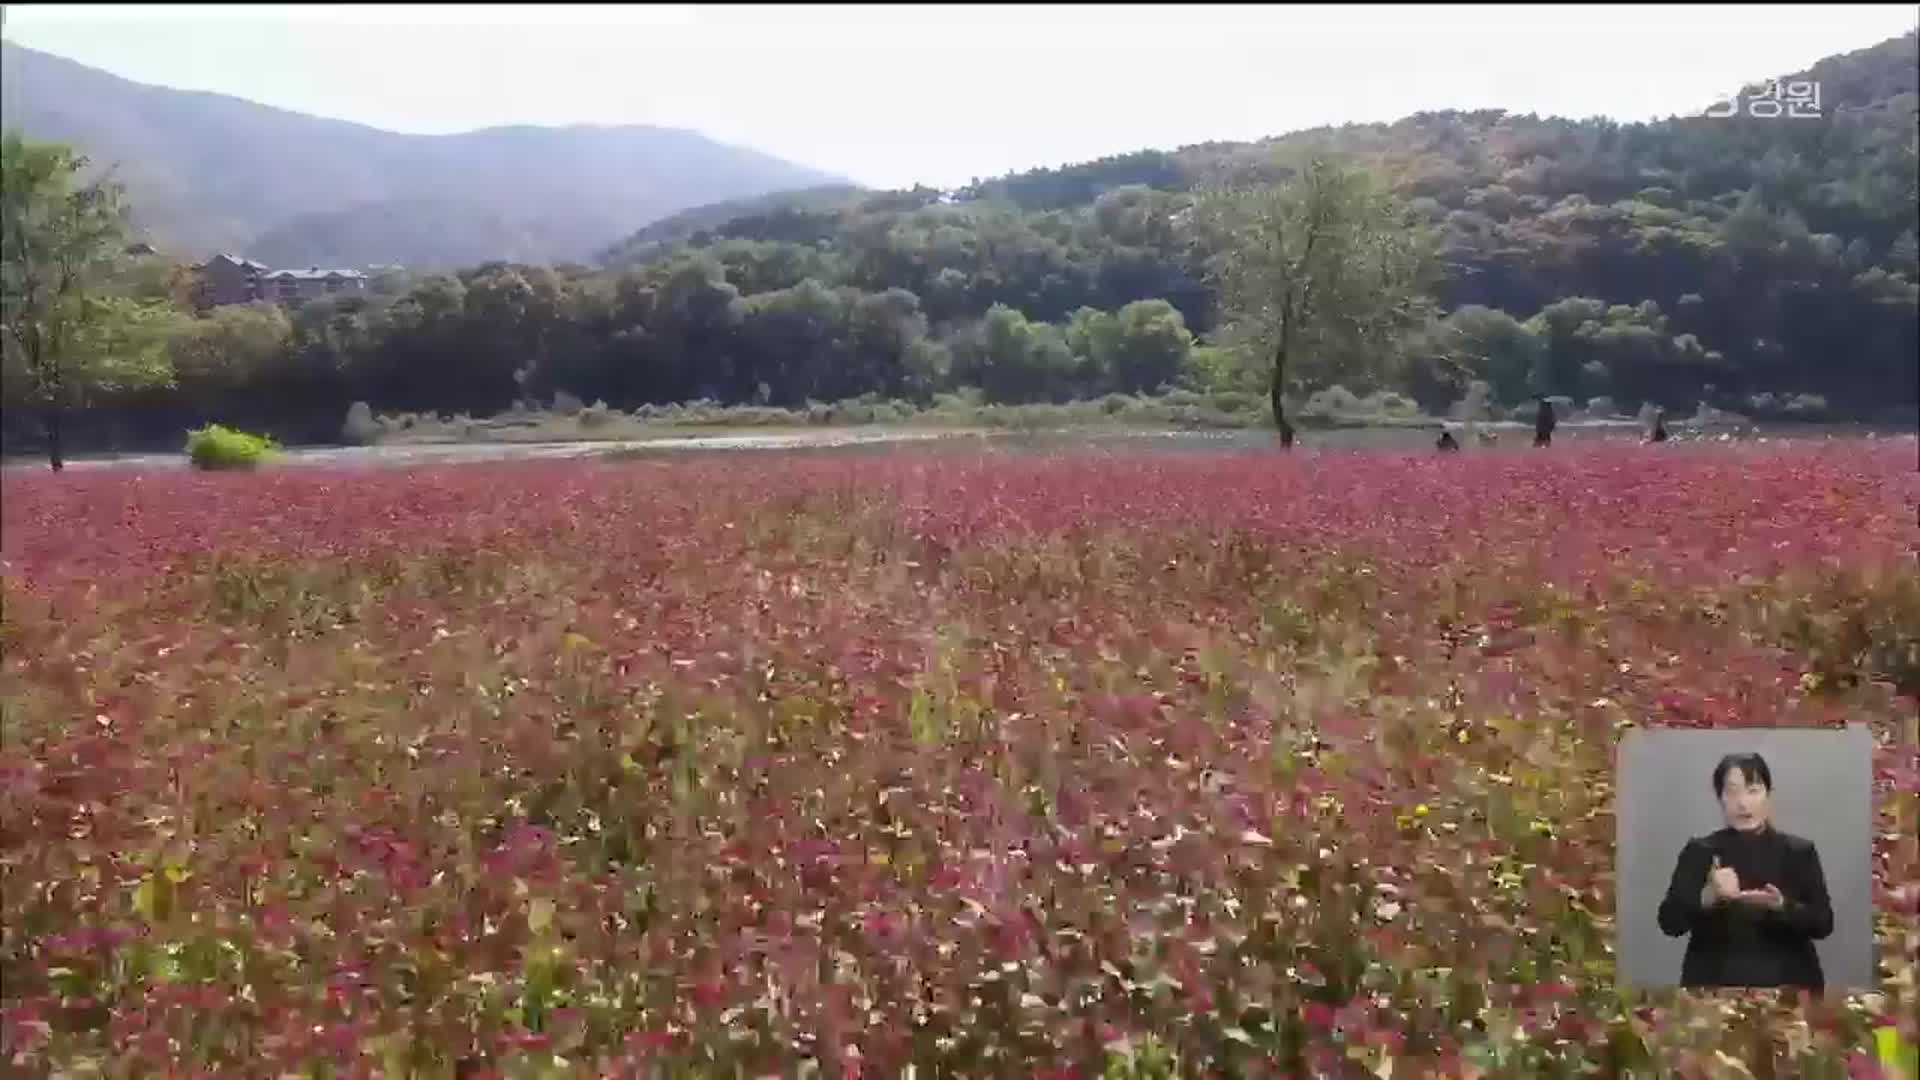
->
{"left": 1702, "top": 855, "right": 1743, "bottom": 906}
{"left": 1735, "top": 883, "right": 1786, "bottom": 911}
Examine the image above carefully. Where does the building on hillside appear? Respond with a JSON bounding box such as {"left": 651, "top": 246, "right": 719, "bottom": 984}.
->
{"left": 194, "top": 253, "right": 270, "bottom": 308}
{"left": 261, "top": 267, "right": 368, "bottom": 306}
{"left": 193, "top": 258, "right": 371, "bottom": 310}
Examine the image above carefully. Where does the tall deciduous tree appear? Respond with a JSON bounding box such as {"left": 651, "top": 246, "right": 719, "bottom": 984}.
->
{"left": 2, "top": 132, "right": 176, "bottom": 469}
{"left": 1188, "top": 154, "right": 1440, "bottom": 445}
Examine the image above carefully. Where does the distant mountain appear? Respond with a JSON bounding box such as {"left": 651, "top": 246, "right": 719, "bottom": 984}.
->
{"left": 0, "top": 41, "right": 851, "bottom": 268}
{"left": 247, "top": 197, "right": 616, "bottom": 271}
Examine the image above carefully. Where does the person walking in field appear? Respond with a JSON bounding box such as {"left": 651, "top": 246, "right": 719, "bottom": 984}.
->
{"left": 1533, "top": 396, "right": 1557, "bottom": 448}
{"left": 1648, "top": 408, "right": 1669, "bottom": 443}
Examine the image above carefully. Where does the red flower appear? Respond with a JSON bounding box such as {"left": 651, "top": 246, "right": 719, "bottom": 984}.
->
{"left": 685, "top": 977, "right": 727, "bottom": 1010}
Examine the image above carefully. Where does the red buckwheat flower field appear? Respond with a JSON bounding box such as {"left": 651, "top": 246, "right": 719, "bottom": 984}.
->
{"left": 2, "top": 439, "right": 1917, "bottom": 1077}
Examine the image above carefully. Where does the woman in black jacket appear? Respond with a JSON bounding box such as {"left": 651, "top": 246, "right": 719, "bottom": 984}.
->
{"left": 1656, "top": 752, "right": 1834, "bottom": 990}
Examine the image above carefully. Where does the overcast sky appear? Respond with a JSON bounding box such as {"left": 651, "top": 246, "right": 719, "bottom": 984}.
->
{"left": 5, "top": 4, "right": 1917, "bottom": 190}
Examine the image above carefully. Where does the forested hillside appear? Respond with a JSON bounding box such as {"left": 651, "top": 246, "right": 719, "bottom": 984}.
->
{"left": 589, "top": 29, "right": 1920, "bottom": 419}
{"left": 6, "top": 30, "right": 1915, "bottom": 452}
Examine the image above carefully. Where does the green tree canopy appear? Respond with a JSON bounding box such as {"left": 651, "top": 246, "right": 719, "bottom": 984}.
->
{"left": 2, "top": 131, "right": 179, "bottom": 468}
{"left": 1188, "top": 153, "right": 1442, "bottom": 438}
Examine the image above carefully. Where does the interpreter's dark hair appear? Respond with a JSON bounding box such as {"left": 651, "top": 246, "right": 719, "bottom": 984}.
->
{"left": 1713, "top": 752, "right": 1773, "bottom": 796}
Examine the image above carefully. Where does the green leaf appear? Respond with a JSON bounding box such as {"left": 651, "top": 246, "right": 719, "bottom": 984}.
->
{"left": 528, "top": 897, "right": 555, "bottom": 935}
{"left": 131, "top": 874, "right": 173, "bottom": 924}
{"left": 1878, "top": 1026, "right": 1917, "bottom": 1075}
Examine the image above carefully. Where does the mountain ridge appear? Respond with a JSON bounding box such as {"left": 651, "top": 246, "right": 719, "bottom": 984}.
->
{"left": 599, "top": 27, "right": 1916, "bottom": 255}
{"left": 0, "top": 39, "right": 851, "bottom": 267}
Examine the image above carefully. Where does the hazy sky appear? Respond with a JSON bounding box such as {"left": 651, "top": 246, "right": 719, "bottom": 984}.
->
{"left": 5, "top": 4, "right": 1917, "bottom": 190}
